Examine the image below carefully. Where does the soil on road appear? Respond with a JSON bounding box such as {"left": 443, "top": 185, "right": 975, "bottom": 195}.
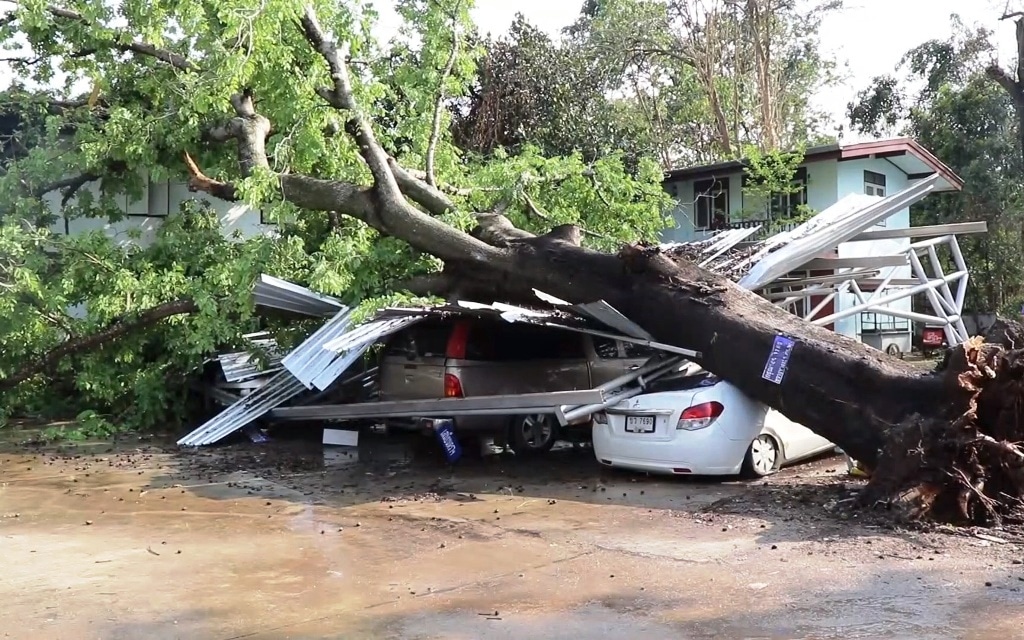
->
{"left": 2, "top": 431, "right": 1024, "bottom": 639}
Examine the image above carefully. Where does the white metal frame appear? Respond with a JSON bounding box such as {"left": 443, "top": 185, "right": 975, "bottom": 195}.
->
{"left": 759, "top": 226, "right": 979, "bottom": 346}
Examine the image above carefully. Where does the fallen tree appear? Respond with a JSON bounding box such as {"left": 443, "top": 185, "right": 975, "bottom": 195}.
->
{"left": 188, "top": 8, "right": 1024, "bottom": 526}
{"left": 3, "top": 1, "right": 1023, "bottom": 526}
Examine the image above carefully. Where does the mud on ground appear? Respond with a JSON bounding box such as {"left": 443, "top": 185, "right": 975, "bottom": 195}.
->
{"left": 2, "top": 431, "right": 1024, "bottom": 639}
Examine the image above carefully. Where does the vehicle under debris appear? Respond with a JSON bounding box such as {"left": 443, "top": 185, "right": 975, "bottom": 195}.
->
{"left": 182, "top": 188, "right": 988, "bottom": 478}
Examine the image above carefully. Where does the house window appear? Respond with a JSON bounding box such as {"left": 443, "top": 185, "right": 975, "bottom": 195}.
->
{"left": 864, "top": 171, "right": 886, "bottom": 197}
{"left": 692, "top": 178, "right": 728, "bottom": 230}
{"left": 742, "top": 167, "right": 808, "bottom": 221}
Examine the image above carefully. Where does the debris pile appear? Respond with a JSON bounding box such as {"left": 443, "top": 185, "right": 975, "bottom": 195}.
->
{"left": 181, "top": 290, "right": 698, "bottom": 447}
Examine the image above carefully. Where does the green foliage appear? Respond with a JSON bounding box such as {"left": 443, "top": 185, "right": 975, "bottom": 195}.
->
{"left": 741, "top": 145, "right": 805, "bottom": 196}
{"left": 0, "top": 0, "right": 676, "bottom": 433}
{"left": 0, "top": 202, "right": 288, "bottom": 429}
{"left": 39, "top": 410, "right": 128, "bottom": 442}
{"left": 559, "top": 0, "right": 841, "bottom": 166}
{"left": 846, "top": 16, "right": 1024, "bottom": 313}
{"left": 735, "top": 145, "right": 811, "bottom": 223}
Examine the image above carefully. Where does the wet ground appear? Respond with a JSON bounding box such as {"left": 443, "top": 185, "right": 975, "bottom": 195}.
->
{"left": 3, "top": 431, "right": 1024, "bottom": 639}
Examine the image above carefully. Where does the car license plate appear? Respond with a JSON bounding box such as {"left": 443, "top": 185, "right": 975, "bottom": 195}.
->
{"left": 625, "top": 416, "right": 655, "bottom": 433}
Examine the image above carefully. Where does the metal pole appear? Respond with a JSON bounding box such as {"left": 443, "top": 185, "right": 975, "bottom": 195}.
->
{"left": 810, "top": 270, "right": 966, "bottom": 327}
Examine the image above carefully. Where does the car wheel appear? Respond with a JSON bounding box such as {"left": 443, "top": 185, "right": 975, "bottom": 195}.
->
{"left": 885, "top": 343, "right": 902, "bottom": 358}
{"left": 743, "top": 434, "right": 779, "bottom": 477}
{"left": 509, "top": 414, "right": 558, "bottom": 455}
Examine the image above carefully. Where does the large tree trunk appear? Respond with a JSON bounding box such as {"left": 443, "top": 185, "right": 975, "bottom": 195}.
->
{"left": 454, "top": 238, "right": 944, "bottom": 465}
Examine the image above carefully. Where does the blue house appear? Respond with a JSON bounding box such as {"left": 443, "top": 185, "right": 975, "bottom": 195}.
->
{"left": 661, "top": 138, "right": 965, "bottom": 353}
{"left": 661, "top": 138, "right": 963, "bottom": 243}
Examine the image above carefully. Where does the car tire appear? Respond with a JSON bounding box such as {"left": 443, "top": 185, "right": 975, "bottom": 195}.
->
{"left": 508, "top": 414, "right": 559, "bottom": 455}
{"left": 742, "top": 434, "right": 779, "bottom": 477}
{"left": 885, "top": 343, "right": 902, "bottom": 358}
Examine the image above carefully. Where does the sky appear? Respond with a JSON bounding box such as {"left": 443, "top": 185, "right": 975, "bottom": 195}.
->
{"left": 373, "top": 0, "right": 1018, "bottom": 142}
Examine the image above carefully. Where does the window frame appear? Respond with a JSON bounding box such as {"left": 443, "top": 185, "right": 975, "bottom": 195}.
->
{"left": 692, "top": 177, "right": 729, "bottom": 230}
{"left": 742, "top": 166, "right": 808, "bottom": 221}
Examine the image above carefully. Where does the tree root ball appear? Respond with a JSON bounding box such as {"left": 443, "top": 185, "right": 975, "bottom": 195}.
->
{"left": 863, "top": 323, "right": 1024, "bottom": 526}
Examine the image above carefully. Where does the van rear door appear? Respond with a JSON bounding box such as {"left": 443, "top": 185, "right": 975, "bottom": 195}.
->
{"left": 378, "top": 319, "right": 452, "bottom": 401}
{"left": 587, "top": 336, "right": 631, "bottom": 386}
{"left": 447, "top": 321, "right": 591, "bottom": 396}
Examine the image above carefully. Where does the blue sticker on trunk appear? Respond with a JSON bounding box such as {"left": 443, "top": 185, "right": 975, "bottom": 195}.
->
{"left": 762, "top": 335, "right": 795, "bottom": 385}
{"left": 434, "top": 419, "right": 462, "bottom": 463}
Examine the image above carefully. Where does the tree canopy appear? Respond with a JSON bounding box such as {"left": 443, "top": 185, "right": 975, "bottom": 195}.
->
{"left": 847, "top": 15, "right": 1024, "bottom": 315}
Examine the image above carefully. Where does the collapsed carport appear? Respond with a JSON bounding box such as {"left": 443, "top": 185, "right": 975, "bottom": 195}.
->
{"left": 179, "top": 176, "right": 987, "bottom": 454}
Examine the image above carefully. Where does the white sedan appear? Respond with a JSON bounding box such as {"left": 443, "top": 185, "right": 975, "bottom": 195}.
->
{"left": 592, "top": 370, "right": 835, "bottom": 476}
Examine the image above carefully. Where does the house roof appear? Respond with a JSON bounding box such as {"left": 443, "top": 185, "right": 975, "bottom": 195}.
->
{"left": 664, "top": 138, "right": 964, "bottom": 192}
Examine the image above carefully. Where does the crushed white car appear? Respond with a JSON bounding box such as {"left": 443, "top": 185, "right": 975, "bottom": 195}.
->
{"left": 592, "top": 368, "right": 835, "bottom": 476}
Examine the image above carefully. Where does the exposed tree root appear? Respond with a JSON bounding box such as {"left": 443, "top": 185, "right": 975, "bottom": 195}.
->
{"left": 864, "top": 323, "right": 1024, "bottom": 526}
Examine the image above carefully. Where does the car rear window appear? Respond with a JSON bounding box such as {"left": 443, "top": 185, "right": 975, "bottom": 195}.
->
{"left": 645, "top": 371, "right": 718, "bottom": 393}
{"left": 465, "top": 321, "right": 585, "bottom": 361}
{"left": 383, "top": 319, "right": 452, "bottom": 358}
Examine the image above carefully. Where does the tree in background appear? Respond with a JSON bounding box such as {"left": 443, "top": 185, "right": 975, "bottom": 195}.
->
{"left": 453, "top": 0, "right": 841, "bottom": 170}
{"left": 847, "top": 16, "right": 1024, "bottom": 315}
{"left": 570, "top": 0, "right": 841, "bottom": 164}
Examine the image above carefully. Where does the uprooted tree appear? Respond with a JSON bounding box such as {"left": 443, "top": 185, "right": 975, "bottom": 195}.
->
{"left": 1, "top": 0, "right": 1023, "bottom": 526}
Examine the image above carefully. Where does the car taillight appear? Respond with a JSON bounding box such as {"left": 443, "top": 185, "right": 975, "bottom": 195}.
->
{"left": 444, "top": 373, "right": 463, "bottom": 398}
{"left": 676, "top": 401, "right": 724, "bottom": 431}
{"left": 593, "top": 412, "right": 608, "bottom": 425}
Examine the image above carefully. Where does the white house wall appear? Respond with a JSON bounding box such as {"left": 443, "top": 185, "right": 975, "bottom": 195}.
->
{"left": 663, "top": 159, "right": 841, "bottom": 245}
{"left": 44, "top": 177, "right": 272, "bottom": 248}
{"left": 835, "top": 159, "right": 910, "bottom": 229}
{"left": 833, "top": 159, "right": 913, "bottom": 338}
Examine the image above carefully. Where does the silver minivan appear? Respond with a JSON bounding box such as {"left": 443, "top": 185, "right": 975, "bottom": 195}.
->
{"left": 378, "top": 317, "right": 651, "bottom": 453}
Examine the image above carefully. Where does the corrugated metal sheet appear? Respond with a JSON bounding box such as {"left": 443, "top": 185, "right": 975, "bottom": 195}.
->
{"left": 177, "top": 371, "right": 308, "bottom": 446}
{"left": 219, "top": 356, "right": 283, "bottom": 383}
{"left": 572, "top": 300, "right": 653, "bottom": 340}
{"left": 454, "top": 299, "right": 700, "bottom": 357}
{"left": 739, "top": 175, "right": 942, "bottom": 291}
{"left": 281, "top": 309, "right": 354, "bottom": 388}
{"left": 698, "top": 226, "right": 762, "bottom": 268}
{"left": 218, "top": 338, "right": 283, "bottom": 382}
{"left": 253, "top": 274, "right": 346, "bottom": 317}
{"left": 313, "top": 315, "right": 426, "bottom": 391}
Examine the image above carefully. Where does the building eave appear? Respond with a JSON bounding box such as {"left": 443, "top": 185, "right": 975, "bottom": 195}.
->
{"left": 663, "top": 138, "right": 964, "bottom": 192}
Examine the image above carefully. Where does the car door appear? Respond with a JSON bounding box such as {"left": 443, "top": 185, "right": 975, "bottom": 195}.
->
{"left": 377, "top": 320, "right": 450, "bottom": 401}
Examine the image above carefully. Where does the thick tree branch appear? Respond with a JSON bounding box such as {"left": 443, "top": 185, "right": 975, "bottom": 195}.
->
{"left": 425, "top": 5, "right": 462, "bottom": 187}
{"left": 0, "top": 298, "right": 198, "bottom": 391}
{"left": 10, "top": 2, "right": 197, "bottom": 72}
{"left": 298, "top": 8, "right": 402, "bottom": 201}
{"left": 985, "top": 65, "right": 1024, "bottom": 105}
{"left": 295, "top": 5, "right": 506, "bottom": 263}
{"left": 27, "top": 171, "right": 100, "bottom": 202}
